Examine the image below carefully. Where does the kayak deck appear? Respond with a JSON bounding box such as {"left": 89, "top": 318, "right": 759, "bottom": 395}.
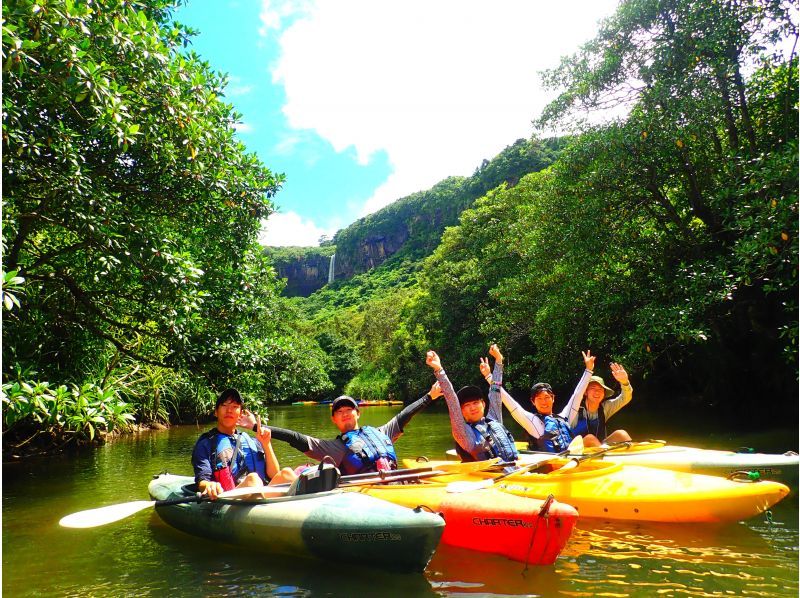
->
{"left": 148, "top": 474, "right": 444, "bottom": 573}
{"left": 349, "top": 481, "right": 578, "bottom": 565}
{"left": 513, "top": 441, "right": 799, "bottom": 483}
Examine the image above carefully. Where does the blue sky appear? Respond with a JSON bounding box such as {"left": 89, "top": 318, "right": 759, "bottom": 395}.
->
{"left": 175, "top": 1, "right": 620, "bottom": 246}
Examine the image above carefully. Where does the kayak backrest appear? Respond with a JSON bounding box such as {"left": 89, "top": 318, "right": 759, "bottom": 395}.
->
{"left": 288, "top": 461, "right": 341, "bottom": 496}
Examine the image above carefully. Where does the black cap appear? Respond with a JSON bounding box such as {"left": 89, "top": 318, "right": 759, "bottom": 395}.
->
{"left": 216, "top": 388, "right": 243, "bottom": 409}
{"left": 456, "top": 385, "right": 484, "bottom": 406}
{"left": 331, "top": 395, "right": 359, "bottom": 413}
{"left": 530, "top": 382, "right": 554, "bottom": 399}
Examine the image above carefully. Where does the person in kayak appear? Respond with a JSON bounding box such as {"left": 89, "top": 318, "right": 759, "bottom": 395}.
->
{"left": 425, "top": 346, "right": 519, "bottom": 463}
{"left": 495, "top": 348, "right": 596, "bottom": 452}
{"left": 263, "top": 383, "right": 443, "bottom": 475}
{"left": 192, "top": 388, "right": 298, "bottom": 500}
{"left": 572, "top": 364, "right": 633, "bottom": 444}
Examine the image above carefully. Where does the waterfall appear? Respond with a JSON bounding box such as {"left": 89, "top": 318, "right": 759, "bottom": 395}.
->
{"left": 328, "top": 253, "right": 336, "bottom": 284}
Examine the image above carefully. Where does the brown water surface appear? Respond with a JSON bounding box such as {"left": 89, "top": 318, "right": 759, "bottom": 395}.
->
{"left": 3, "top": 405, "right": 797, "bottom": 596}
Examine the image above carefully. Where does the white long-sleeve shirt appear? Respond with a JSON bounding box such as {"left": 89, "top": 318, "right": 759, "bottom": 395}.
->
{"left": 499, "top": 365, "right": 593, "bottom": 438}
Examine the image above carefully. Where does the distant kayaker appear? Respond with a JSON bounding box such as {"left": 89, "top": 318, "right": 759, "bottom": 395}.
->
{"left": 264, "top": 383, "right": 443, "bottom": 475}
{"left": 191, "top": 388, "right": 297, "bottom": 500}
{"left": 497, "top": 348, "right": 595, "bottom": 453}
{"left": 573, "top": 364, "right": 633, "bottom": 444}
{"left": 425, "top": 346, "right": 519, "bottom": 463}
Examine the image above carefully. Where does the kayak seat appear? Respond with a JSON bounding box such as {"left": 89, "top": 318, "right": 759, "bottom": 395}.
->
{"left": 288, "top": 461, "right": 341, "bottom": 496}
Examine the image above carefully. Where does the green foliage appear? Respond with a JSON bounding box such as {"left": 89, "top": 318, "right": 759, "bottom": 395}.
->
{"left": 315, "top": 331, "right": 361, "bottom": 395}
{"left": 2, "top": 0, "right": 335, "bottom": 452}
{"left": 2, "top": 369, "right": 136, "bottom": 456}
{"left": 412, "top": 0, "right": 798, "bottom": 407}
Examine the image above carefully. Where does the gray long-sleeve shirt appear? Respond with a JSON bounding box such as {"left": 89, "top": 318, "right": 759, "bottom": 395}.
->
{"left": 267, "top": 392, "right": 434, "bottom": 467}
{"left": 435, "top": 361, "right": 504, "bottom": 458}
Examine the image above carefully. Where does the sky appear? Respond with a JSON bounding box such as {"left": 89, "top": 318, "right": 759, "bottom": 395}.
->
{"left": 175, "top": 0, "right": 621, "bottom": 246}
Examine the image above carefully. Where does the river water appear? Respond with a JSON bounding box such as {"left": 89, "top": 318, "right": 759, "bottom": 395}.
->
{"left": 3, "top": 404, "right": 798, "bottom": 597}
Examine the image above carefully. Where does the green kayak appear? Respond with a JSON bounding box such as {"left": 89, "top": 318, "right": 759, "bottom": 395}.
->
{"left": 148, "top": 474, "right": 445, "bottom": 573}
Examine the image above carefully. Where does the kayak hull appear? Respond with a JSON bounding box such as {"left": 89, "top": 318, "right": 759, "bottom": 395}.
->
{"left": 349, "top": 482, "right": 578, "bottom": 565}
{"left": 404, "top": 459, "right": 789, "bottom": 523}
{"left": 148, "top": 474, "right": 444, "bottom": 572}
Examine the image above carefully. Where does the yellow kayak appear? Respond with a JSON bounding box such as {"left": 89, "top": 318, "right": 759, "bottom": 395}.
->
{"left": 402, "top": 458, "right": 789, "bottom": 523}
{"left": 514, "top": 441, "right": 799, "bottom": 482}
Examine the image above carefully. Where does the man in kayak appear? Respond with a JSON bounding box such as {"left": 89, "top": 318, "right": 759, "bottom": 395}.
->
{"left": 495, "top": 348, "right": 596, "bottom": 452}
{"left": 191, "top": 388, "right": 297, "bottom": 499}
{"left": 262, "top": 382, "right": 443, "bottom": 475}
{"left": 573, "top": 364, "right": 633, "bottom": 444}
{"left": 425, "top": 346, "right": 519, "bottom": 462}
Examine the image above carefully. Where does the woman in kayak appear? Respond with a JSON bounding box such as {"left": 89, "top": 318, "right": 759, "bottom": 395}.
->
{"left": 493, "top": 348, "right": 596, "bottom": 452}
{"left": 573, "top": 364, "right": 633, "bottom": 444}
{"left": 425, "top": 346, "right": 519, "bottom": 463}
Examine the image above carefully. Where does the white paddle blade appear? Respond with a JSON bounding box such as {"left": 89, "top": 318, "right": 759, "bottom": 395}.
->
{"left": 59, "top": 500, "right": 156, "bottom": 528}
{"left": 446, "top": 479, "right": 493, "bottom": 494}
{"left": 567, "top": 435, "right": 584, "bottom": 453}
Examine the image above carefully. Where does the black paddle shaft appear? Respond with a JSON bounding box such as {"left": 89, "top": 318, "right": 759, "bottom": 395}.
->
{"left": 154, "top": 493, "right": 205, "bottom": 508}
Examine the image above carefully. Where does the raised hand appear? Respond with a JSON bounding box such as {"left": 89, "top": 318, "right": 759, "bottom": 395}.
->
{"left": 237, "top": 408, "right": 257, "bottom": 429}
{"left": 426, "top": 350, "right": 442, "bottom": 371}
{"left": 479, "top": 357, "right": 491, "bottom": 378}
{"left": 582, "top": 349, "right": 595, "bottom": 372}
{"left": 255, "top": 414, "right": 272, "bottom": 446}
{"left": 610, "top": 362, "right": 629, "bottom": 385}
{"left": 429, "top": 381, "right": 443, "bottom": 400}
{"left": 488, "top": 344, "right": 503, "bottom": 364}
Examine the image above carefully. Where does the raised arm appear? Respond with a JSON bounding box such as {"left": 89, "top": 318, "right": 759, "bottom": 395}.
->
{"left": 483, "top": 344, "right": 504, "bottom": 421}
{"left": 253, "top": 416, "right": 282, "bottom": 480}
{"left": 559, "top": 350, "right": 595, "bottom": 426}
{"left": 602, "top": 362, "right": 633, "bottom": 419}
{"left": 426, "top": 350, "right": 481, "bottom": 454}
{"left": 499, "top": 387, "right": 545, "bottom": 437}
{"left": 379, "top": 381, "right": 442, "bottom": 441}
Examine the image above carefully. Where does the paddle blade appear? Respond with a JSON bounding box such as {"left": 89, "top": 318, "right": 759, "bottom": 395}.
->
{"left": 446, "top": 479, "right": 492, "bottom": 494}
{"left": 59, "top": 500, "right": 156, "bottom": 528}
{"left": 567, "top": 435, "right": 584, "bottom": 453}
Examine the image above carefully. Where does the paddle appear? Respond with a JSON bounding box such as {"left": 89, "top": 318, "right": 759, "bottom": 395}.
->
{"left": 59, "top": 461, "right": 476, "bottom": 530}
{"left": 59, "top": 485, "right": 272, "bottom": 529}
{"left": 446, "top": 436, "right": 585, "bottom": 494}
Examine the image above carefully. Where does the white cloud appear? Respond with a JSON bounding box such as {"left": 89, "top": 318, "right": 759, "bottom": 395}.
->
{"left": 233, "top": 122, "right": 253, "bottom": 133}
{"left": 268, "top": 0, "right": 620, "bottom": 216}
{"left": 259, "top": 210, "right": 336, "bottom": 246}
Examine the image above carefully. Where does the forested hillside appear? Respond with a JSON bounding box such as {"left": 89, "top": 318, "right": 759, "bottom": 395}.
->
{"left": 3, "top": 0, "right": 796, "bottom": 457}
{"left": 268, "top": 137, "right": 565, "bottom": 297}
{"left": 297, "top": 0, "right": 798, "bottom": 418}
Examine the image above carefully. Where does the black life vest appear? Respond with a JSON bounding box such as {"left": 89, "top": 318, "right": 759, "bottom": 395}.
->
{"left": 526, "top": 413, "right": 574, "bottom": 453}
{"left": 455, "top": 418, "right": 519, "bottom": 462}
{"left": 339, "top": 426, "right": 398, "bottom": 475}
{"left": 573, "top": 405, "right": 607, "bottom": 439}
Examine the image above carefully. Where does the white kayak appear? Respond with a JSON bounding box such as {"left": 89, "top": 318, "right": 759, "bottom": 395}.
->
{"left": 512, "top": 441, "right": 799, "bottom": 483}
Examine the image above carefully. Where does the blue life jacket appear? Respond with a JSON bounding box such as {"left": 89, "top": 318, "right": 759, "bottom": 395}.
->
{"left": 203, "top": 429, "right": 268, "bottom": 484}
{"left": 572, "top": 405, "right": 606, "bottom": 439}
{"left": 527, "top": 413, "right": 573, "bottom": 453}
{"left": 339, "top": 426, "right": 398, "bottom": 475}
{"left": 455, "top": 418, "right": 519, "bottom": 462}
